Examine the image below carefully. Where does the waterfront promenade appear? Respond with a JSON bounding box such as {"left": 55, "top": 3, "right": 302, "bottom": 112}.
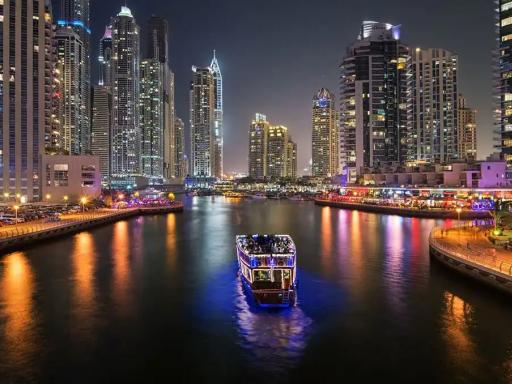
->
{"left": 315, "top": 198, "right": 491, "bottom": 219}
{"left": 0, "top": 204, "right": 183, "bottom": 253}
{"left": 430, "top": 224, "right": 512, "bottom": 294}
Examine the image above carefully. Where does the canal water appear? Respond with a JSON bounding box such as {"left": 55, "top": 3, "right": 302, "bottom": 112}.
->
{"left": 1, "top": 197, "right": 512, "bottom": 383}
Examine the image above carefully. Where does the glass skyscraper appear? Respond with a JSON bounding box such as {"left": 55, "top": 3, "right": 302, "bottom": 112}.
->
{"left": 210, "top": 51, "right": 223, "bottom": 178}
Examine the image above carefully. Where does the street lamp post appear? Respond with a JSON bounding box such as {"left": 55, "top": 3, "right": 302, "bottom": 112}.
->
{"left": 3, "top": 192, "right": 9, "bottom": 202}
{"left": 80, "top": 197, "right": 87, "bottom": 213}
{"left": 64, "top": 195, "right": 69, "bottom": 207}
{"left": 13, "top": 205, "right": 19, "bottom": 226}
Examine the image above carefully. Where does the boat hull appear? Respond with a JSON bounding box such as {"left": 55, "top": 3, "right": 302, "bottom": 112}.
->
{"left": 239, "top": 269, "right": 296, "bottom": 307}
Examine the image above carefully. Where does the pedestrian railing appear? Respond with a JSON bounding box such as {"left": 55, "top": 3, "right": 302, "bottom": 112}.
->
{"left": 430, "top": 226, "right": 512, "bottom": 277}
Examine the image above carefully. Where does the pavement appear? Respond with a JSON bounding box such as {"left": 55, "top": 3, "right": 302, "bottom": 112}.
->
{"left": 432, "top": 225, "right": 512, "bottom": 275}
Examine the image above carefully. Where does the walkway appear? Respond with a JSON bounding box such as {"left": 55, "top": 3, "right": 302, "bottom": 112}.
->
{"left": 430, "top": 225, "right": 512, "bottom": 276}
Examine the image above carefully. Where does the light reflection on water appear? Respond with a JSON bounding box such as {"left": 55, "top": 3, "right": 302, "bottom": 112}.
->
{"left": 234, "top": 275, "right": 312, "bottom": 373}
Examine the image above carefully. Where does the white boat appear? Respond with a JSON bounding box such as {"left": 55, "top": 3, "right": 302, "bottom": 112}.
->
{"left": 236, "top": 234, "right": 297, "bottom": 307}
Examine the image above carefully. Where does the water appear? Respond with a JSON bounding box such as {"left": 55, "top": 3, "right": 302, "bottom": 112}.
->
{"left": 1, "top": 197, "right": 512, "bottom": 383}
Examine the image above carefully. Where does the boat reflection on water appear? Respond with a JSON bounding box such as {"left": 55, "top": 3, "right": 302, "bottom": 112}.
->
{"left": 234, "top": 274, "right": 312, "bottom": 372}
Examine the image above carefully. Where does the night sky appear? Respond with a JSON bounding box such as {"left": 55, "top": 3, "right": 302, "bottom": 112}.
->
{"left": 68, "top": 0, "right": 495, "bottom": 174}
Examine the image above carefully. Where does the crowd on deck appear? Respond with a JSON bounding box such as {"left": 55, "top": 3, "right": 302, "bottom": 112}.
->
{"left": 239, "top": 235, "right": 294, "bottom": 255}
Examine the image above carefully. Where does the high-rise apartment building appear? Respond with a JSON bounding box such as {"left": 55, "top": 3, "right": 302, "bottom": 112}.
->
{"left": 0, "top": 0, "right": 54, "bottom": 201}
{"left": 145, "top": 16, "right": 175, "bottom": 182}
{"left": 99, "top": 25, "right": 113, "bottom": 87}
{"left": 267, "top": 125, "right": 290, "bottom": 178}
{"left": 55, "top": 27, "right": 88, "bottom": 155}
{"left": 190, "top": 66, "right": 215, "bottom": 177}
{"left": 91, "top": 85, "right": 112, "bottom": 185}
{"left": 409, "top": 48, "right": 458, "bottom": 164}
{"left": 286, "top": 139, "right": 298, "bottom": 179}
{"left": 111, "top": 6, "right": 140, "bottom": 185}
{"left": 458, "top": 94, "right": 477, "bottom": 162}
{"left": 498, "top": 0, "right": 512, "bottom": 174}
{"left": 210, "top": 51, "right": 223, "bottom": 178}
{"left": 140, "top": 59, "right": 164, "bottom": 181}
{"left": 58, "top": 0, "right": 90, "bottom": 153}
{"left": 248, "top": 113, "right": 270, "bottom": 179}
{"left": 340, "top": 21, "right": 409, "bottom": 182}
{"left": 175, "top": 117, "right": 187, "bottom": 178}
{"left": 312, "top": 88, "right": 338, "bottom": 177}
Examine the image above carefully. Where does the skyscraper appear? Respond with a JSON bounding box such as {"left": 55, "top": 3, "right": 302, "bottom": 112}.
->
{"left": 210, "top": 51, "right": 223, "bottom": 178}
{"left": 340, "top": 21, "right": 409, "bottom": 182}
{"left": 99, "top": 25, "right": 113, "bottom": 87}
{"left": 498, "top": 0, "right": 512, "bottom": 174}
{"left": 458, "top": 94, "right": 478, "bottom": 162}
{"left": 190, "top": 66, "right": 215, "bottom": 177}
{"left": 248, "top": 113, "right": 270, "bottom": 179}
{"left": 111, "top": 6, "right": 140, "bottom": 186}
{"left": 175, "top": 117, "right": 187, "bottom": 178}
{"left": 409, "top": 48, "right": 459, "bottom": 164}
{"left": 312, "top": 88, "right": 338, "bottom": 178}
{"left": 91, "top": 85, "right": 112, "bottom": 185}
{"left": 267, "top": 125, "right": 289, "bottom": 178}
{"left": 58, "top": 0, "right": 90, "bottom": 153}
{"left": 140, "top": 59, "right": 164, "bottom": 181}
{"left": 286, "top": 139, "right": 298, "bottom": 179}
{"left": 55, "top": 27, "right": 87, "bottom": 155}
{"left": 145, "top": 16, "right": 176, "bottom": 182}
{"left": 0, "top": 0, "right": 54, "bottom": 201}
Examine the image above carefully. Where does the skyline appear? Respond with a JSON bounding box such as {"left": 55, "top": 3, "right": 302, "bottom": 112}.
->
{"left": 78, "top": 0, "right": 496, "bottom": 175}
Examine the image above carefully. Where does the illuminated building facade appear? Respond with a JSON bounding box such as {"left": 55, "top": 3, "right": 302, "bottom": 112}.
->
{"left": 248, "top": 113, "right": 270, "bottom": 179}
{"left": 0, "top": 0, "right": 54, "bottom": 201}
{"left": 111, "top": 6, "right": 140, "bottom": 185}
{"left": 409, "top": 48, "right": 459, "bottom": 164}
{"left": 286, "top": 139, "right": 298, "bottom": 179}
{"left": 58, "top": 0, "right": 90, "bottom": 153}
{"left": 175, "top": 117, "right": 187, "bottom": 179}
{"left": 210, "top": 51, "right": 223, "bottom": 178}
{"left": 140, "top": 58, "right": 164, "bottom": 181}
{"left": 498, "top": 0, "right": 512, "bottom": 174}
{"left": 340, "top": 21, "right": 409, "bottom": 182}
{"left": 312, "top": 88, "right": 338, "bottom": 177}
{"left": 458, "top": 94, "right": 477, "bottom": 162}
{"left": 146, "top": 16, "right": 175, "bottom": 182}
{"left": 190, "top": 66, "right": 215, "bottom": 177}
{"left": 55, "top": 27, "right": 88, "bottom": 154}
{"left": 91, "top": 85, "right": 112, "bottom": 185}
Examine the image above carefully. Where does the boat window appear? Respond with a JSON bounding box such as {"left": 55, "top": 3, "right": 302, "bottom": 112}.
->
{"left": 283, "top": 270, "right": 291, "bottom": 280}
{"left": 273, "top": 270, "right": 283, "bottom": 282}
{"left": 254, "top": 270, "right": 271, "bottom": 281}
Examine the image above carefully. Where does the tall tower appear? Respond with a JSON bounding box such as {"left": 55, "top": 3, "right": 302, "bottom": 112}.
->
{"left": 91, "top": 86, "right": 112, "bottom": 185}
{"left": 498, "top": 0, "right": 512, "bottom": 175}
{"left": 458, "top": 94, "right": 478, "bottom": 162}
{"left": 267, "top": 125, "right": 289, "bottom": 178}
{"left": 312, "top": 88, "right": 338, "bottom": 177}
{"left": 190, "top": 66, "right": 215, "bottom": 177}
{"left": 145, "top": 16, "right": 175, "bottom": 182}
{"left": 409, "top": 48, "right": 459, "bottom": 164}
{"left": 175, "top": 117, "right": 186, "bottom": 178}
{"left": 210, "top": 51, "right": 223, "bottom": 178}
{"left": 0, "top": 0, "right": 54, "bottom": 201}
{"left": 99, "top": 25, "right": 113, "bottom": 87}
{"left": 248, "top": 114, "right": 270, "bottom": 179}
{"left": 55, "top": 27, "right": 87, "bottom": 155}
{"left": 111, "top": 6, "right": 140, "bottom": 186}
{"left": 340, "top": 21, "right": 409, "bottom": 181}
{"left": 58, "top": 0, "right": 90, "bottom": 153}
{"left": 140, "top": 59, "right": 164, "bottom": 181}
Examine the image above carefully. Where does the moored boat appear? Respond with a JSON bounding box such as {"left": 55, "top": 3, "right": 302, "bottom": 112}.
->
{"left": 236, "top": 234, "right": 297, "bottom": 307}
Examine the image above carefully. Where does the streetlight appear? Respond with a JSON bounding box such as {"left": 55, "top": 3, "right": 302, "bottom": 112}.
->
{"left": 15, "top": 193, "right": 20, "bottom": 202}
{"left": 45, "top": 193, "right": 51, "bottom": 203}
{"left": 3, "top": 192, "right": 9, "bottom": 202}
{"left": 80, "top": 197, "right": 87, "bottom": 213}
{"left": 13, "top": 205, "right": 19, "bottom": 225}
{"left": 63, "top": 195, "right": 69, "bottom": 207}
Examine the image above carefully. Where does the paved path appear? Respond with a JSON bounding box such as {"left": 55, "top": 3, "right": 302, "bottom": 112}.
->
{"left": 0, "top": 209, "right": 134, "bottom": 240}
{"left": 431, "top": 225, "right": 512, "bottom": 276}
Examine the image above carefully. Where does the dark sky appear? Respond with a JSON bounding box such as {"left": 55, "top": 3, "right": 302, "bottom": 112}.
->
{"left": 80, "top": 0, "right": 495, "bottom": 174}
